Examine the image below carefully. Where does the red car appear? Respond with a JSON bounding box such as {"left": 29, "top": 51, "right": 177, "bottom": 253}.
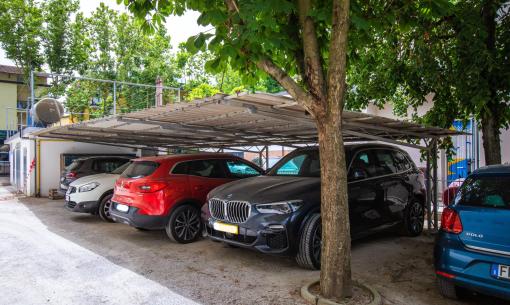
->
{"left": 110, "top": 153, "right": 263, "bottom": 243}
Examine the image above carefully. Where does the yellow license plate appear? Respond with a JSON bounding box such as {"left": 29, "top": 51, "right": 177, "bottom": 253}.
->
{"left": 213, "top": 222, "right": 238, "bottom": 234}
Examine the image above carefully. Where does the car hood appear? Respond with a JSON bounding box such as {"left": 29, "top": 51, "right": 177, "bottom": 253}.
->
{"left": 209, "top": 175, "right": 320, "bottom": 203}
{"left": 69, "top": 173, "right": 119, "bottom": 187}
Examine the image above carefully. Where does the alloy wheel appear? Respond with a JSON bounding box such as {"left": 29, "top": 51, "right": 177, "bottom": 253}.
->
{"left": 409, "top": 202, "right": 424, "bottom": 233}
{"left": 312, "top": 224, "right": 322, "bottom": 265}
{"left": 174, "top": 207, "right": 201, "bottom": 241}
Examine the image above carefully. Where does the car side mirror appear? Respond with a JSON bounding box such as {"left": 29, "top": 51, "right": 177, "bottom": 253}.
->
{"left": 352, "top": 169, "right": 367, "bottom": 180}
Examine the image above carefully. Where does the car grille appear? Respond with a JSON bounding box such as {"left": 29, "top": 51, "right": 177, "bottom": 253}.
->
{"left": 67, "top": 201, "right": 76, "bottom": 209}
{"left": 209, "top": 198, "right": 251, "bottom": 223}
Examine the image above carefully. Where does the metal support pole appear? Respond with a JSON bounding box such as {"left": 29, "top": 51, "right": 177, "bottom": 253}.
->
{"left": 432, "top": 139, "right": 439, "bottom": 231}
{"left": 177, "top": 88, "right": 181, "bottom": 103}
{"left": 30, "top": 70, "right": 35, "bottom": 128}
{"left": 265, "top": 145, "right": 269, "bottom": 170}
{"left": 113, "top": 81, "right": 117, "bottom": 115}
{"left": 426, "top": 146, "right": 432, "bottom": 230}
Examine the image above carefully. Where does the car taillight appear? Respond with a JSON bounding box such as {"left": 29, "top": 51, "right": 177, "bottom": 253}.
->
{"left": 136, "top": 181, "right": 167, "bottom": 193}
{"left": 441, "top": 208, "right": 463, "bottom": 234}
{"left": 66, "top": 171, "right": 77, "bottom": 178}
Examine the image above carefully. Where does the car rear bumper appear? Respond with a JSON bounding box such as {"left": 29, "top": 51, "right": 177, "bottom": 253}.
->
{"left": 65, "top": 200, "right": 98, "bottom": 213}
{"left": 110, "top": 201, "right": 167, "bottom": 230}
{"left": 435, "top": 232, "right": 510, "bottom": 300}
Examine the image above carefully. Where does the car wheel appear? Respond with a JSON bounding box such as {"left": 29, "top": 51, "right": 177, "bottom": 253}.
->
{"left": 296, "top": 213, "right": 321, "bottom": 270}
{"left": 98, "top": 194, "right": 114, "bottom": 222}
{"left": 165, "top": 205, "right": 202, "bottom": 244}
{"left": 437, "top": 277, "right": 457, "bottom": 299}
{"left": 401, "top": 200, "right": 424, "bottom": 237}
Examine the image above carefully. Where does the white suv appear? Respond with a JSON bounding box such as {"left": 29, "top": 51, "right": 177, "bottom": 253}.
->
{"left": 65, "top": 162, "right": 129, "bottom": 222}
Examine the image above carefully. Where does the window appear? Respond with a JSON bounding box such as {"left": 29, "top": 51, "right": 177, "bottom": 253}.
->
{"left": 94, "top": 159, "right": 127, "bottom": 173}
{"left": 111, "top": 161, "right": 131, "bottom": 174}
{"left": 373, "top": 150, "right": 397, "bottom": 176}
{"left": 188, "top": 159, "right": 227, "bottom": 178}
{"left": 171, "top": 162, "right": 189, "bottom": 175}
{"left": 272, "top": 150, "right": 320, "bottom": 177}
{"left": 226, "top": 160, "right": 261, "bottom": 178}
{"left": 348, "top": 151, "right": 376, "bottom": 180}
{"left": 121, "top": 161, "right": 159, "bottom": 178}
{"left": 455, "top": 176, "right": 510, "bottom": 209}
{"left": 393, "top": 151, "right": 413, "bottom": 172}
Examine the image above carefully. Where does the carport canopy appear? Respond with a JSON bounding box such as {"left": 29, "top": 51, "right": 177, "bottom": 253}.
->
{"left": 33, "top": 93, "right": 462, "bottom": 151}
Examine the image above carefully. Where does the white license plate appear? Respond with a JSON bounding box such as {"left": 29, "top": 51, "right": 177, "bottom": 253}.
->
{"left": 213, "top": 222, "right": 238, "bottom": 234}
{"left": 497, "top": 264, "right": 510, "bottom": 280}
{"left": 116, "top": 203, "right": 129, "bottom": 213}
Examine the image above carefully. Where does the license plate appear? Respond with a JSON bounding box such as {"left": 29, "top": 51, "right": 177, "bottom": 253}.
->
{"left": 116, "top": 203, "right": 129, "bottom": 213}
{"left": 213, "top": 222, "right": 238, "bottom": 234}
{"left": 493, "top": 264, "right": 510, "bottom": 280}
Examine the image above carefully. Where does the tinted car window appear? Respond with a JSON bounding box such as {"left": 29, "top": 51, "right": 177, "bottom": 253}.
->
{"left": 455, "top": 175, "right": 510, "bottom": 209}
{"left": 111, "top": 162, "right": 130, "bottom": 174}
{"left": 188, "top": 159, "right": 227, "bottom": 178}
{"left": 393, "top": 151, "right": 413, "bottom": 172}
{"left": 348, "top": 151, "right": 376, "bottom": 179}
{"left": 272, "top": 150, "right": 320, "bottom": 177}
{"left": 374, "top": 150, "right": 397, "bottom": 176}
{"left": 94, "top": 159, "right": 124, "bottom": 173}
{"left": 171, "top": 162, "right": 189, "bottom": 175}
{"left": 121, "top": 161, "right": 159, "bottom": 178}
{"left": 225, "top": 160, "right": 260, "bottom": 178}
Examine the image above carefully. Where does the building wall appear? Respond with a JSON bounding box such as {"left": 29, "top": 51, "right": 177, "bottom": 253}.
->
{"left": 0, "top": 82, "right": 18, "bottom": 130}
{"left": 38, "top": 140, "right": 136, "bottom": 197}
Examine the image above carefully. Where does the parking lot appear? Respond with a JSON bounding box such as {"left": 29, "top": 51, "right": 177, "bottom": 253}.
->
{"left": 0, "top": 183, "right": 505, "bottom": 305}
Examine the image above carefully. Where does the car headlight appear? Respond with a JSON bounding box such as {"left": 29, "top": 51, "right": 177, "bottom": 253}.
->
{"left": 256, "top": 200, "right": 303, "bottom": 214}
{"left": 79, "top": 182, "right": 100, "bottom": 192}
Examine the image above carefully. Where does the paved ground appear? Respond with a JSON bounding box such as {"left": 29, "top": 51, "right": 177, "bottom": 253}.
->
{"left": 0, "top": 182, "right": 507, "bottom": 305}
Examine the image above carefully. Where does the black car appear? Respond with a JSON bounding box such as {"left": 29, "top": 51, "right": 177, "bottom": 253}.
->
{"left": 59, "top": 156, "right": 131, "bottom": 192}
{"left": 204, "top": 144, "right": 426, "bottom": 269}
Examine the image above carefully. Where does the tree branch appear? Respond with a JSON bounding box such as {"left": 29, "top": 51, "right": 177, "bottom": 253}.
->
{"left": 326, "top": 0, "right": 350, "bottom": 117}
{"left": 256, "top": 58, "right": 318, "bottom": 115}
{"left": 298, "top": 0, "right": 327, "bottom": 102}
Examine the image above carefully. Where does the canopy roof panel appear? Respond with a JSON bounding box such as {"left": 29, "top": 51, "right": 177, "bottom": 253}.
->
{"left": 33, "top": 93, "right": 463, "bottom": 150}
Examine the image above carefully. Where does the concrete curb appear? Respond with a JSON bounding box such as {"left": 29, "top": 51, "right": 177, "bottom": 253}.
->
{"left": 301, "top": 280, "right": 382, "bottom": 305}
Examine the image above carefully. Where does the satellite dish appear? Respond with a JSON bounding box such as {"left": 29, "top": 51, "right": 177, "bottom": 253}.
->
{"left": 31, "top": 97, "right": 64, "bottom": 124}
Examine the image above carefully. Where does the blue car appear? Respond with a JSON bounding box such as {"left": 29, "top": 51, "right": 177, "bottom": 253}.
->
{"left": 434, "top": 165, "right": 510, "bottom": 301}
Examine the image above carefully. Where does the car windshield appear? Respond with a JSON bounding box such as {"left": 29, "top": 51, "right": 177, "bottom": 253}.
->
{"left": 121, "top": 161, "right": 159, "bottom": 178}
{"left": 455, "top": 175, "right": 510, "bottom": 209}
{"left": 111, "top": 161, "right": 131, "bottom": 174}
{"left": 269, "top": 150, "right": 320, "bottom": 177}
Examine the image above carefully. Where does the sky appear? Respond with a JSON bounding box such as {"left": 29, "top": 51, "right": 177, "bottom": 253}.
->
{"left": 0, "top": 0, "right": 208, "bottom": 66}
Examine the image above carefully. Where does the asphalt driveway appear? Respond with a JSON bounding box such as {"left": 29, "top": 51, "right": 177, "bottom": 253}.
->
{"left": 0, "top": 184, "right": 506, "bottom": 305}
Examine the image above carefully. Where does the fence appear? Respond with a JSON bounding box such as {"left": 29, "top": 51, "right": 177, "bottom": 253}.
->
{"left": 3, "top": 71, "right": 181, "bottom": 138}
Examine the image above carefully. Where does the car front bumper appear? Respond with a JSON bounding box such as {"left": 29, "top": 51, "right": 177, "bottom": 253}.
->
{"left": 434, "top": 232, "right": 510, "bottom": 301}
{"left": 110, "top": 201, "right": 168, "bottom": 230}
{"left": 205, "top": 212, "right": 303, "bottom": 256}
{"left": 65, "top": 200, "right": 99, "bottom": 213}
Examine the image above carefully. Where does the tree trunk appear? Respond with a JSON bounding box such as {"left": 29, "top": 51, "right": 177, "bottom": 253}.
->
{"left": 317, "top": 115, "right": 352, "bottom": 299}
{"left": 481, "top": 113, "right": 502, "bottom": 165}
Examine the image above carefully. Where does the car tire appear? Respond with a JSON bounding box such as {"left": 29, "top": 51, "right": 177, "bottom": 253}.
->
{"left": 165, "top": 205, "right": 202, "bottom": 244}
{"left": 296, "top": 213, "right": 321, "bottom": 270}
{"left": 98, "top": 193, "right": 114, "bottom": 222}
{"left": 400, "top": 199, "right": 424, "bottom": 237}
{"left": 437, "top": 277, "right": 457, "bottom": 299}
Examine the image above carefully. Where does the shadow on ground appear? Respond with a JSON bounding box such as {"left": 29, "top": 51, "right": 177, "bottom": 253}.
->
{"left": 18, "top": 196, "right": 509, "bottom": 305}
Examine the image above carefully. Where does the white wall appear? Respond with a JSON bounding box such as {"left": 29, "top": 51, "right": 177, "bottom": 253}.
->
{"left": 38, "top": 139, "right": 136, "bottom": 197}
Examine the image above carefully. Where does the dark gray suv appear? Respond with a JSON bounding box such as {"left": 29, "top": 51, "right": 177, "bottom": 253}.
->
{"left": 204, "top": 144, "right": 426, "bottom": 269}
